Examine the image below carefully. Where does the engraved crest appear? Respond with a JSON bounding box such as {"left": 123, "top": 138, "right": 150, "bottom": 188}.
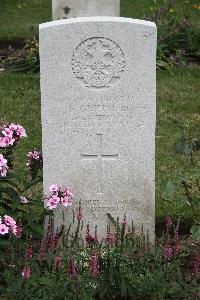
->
{"left": 72, "top": 37, "right": 125, "bottom": 89}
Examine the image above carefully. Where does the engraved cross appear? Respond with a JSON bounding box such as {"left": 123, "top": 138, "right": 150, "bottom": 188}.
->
{"left": 81, "top": 134, "right": 118, "bottom": 193}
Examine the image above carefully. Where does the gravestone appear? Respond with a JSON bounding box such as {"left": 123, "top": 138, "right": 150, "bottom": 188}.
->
{"left": 52, "top": 0, "right": 120, "bottom": 20}
{"left": 40, "top": 17, "right": 157, "bottom": 241}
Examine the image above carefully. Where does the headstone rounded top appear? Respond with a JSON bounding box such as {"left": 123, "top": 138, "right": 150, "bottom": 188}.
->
{"left": 40, "top": 16, "right": 156, "bottom": 30}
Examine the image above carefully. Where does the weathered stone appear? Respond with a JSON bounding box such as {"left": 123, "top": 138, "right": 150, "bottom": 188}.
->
{"left": 40, "top": 17, "right": 157, "bottom": 241}
{"left": 52, "top": 0, "right": 120, "bottom": 20}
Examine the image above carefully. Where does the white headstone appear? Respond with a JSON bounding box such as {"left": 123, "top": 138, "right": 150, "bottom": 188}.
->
{"left": 52, "top": 0, "right": 120, "bottom": 20}
{"left": 40, "top": 17, "right": 157, "bottom": 241}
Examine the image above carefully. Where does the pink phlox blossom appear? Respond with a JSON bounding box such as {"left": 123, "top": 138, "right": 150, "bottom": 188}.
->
{"left": 61, "top": 196, "right": 72, "bottom": 207}
{"left": 51, "top": 195, "right": 60, "bottom": 204}
{"left": 9, "top": 123, "right": 18, "bottom": 131}
{"left": 47, "top": 198, "right": 58, "bottom": 210}
{"left": 0, "top": 154, "right": 7, "bottom": 167}
{"left": 4, "top": 215, "right": 16, "bottom": 227}
{"left": 22, "top": 265, "right": 31, "bottom": 279}
{"left": 2, "top": 128, "right": 13, "bottom": 138}
{"left": 20, "top": 196, "right": 28, "bottom": 204}
{"left": 0, "top": 224, "right": 9, "bottom": 235}
{"left": 0, "top": 164, "right": 9, "bottom": 177}
{"left": 27, "top": 150, "right": 40, "bottom": 160}
{"left": 164, "top": 240, "right": 172, "bottom": 260}
{"left": 62, "top": 187, "right": 74, "bottom": 199}
{"left": 0, "top": 154, "right": 9, "bottom": 177}
{"left": 16, "top": 125, "right": 27, "bottom": 138}
{"left": 11, "top": 225, "right": 17, "bottom": 235}
{"left": 49, "top": 184, "right": 61, "bottom": 194}
{"left": 89, "top": 251, "right": 100, "bottom": 278}
{"left": 0, "top": 136, "right": 15, "bottom": 148}
{"left": 0, "top": 123, "right": 26, "bottom": 149}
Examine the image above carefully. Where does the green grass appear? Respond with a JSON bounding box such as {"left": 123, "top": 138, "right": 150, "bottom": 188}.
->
{"left": 0, "top": 68, "right": 199, "bottom": 220}
{"left": 0, "top": 0, "right": 199, "bottom": 40}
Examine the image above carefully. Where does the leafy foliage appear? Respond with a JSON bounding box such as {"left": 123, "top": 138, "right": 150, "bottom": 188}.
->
{"left": 1, "top": 219, "right": 199, "bottom": 300}
{"left": 163, "top": 124, "right": 200, "bottom": 240}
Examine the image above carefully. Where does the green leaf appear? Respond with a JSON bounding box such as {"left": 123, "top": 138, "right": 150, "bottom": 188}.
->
{"left": 183, "top": 144, "right": 193, "bottom": 156}
{"left": 173, "top": 138, "right": 186, "bottom": 154}
{"left": 164, "top": 181, "right": 177, "bottom": 198}
{"left": 192, "top": 139, "right": 200, "bottom": 152}
{"left": 190, "top": 224, "right": 200, "bottom": 240}
{"left": 28, "top": 222, "right": 43, "bottom": 235}
{"left": 0, "top": 239, "right": 11, "bottom": 246}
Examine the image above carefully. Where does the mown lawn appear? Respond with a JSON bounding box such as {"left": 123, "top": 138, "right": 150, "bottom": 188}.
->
{"left": 0, "top": 0, "right": 199, "bottom": 40}
{"left": 0, "top": 67, "right": 199, "bottom": 220}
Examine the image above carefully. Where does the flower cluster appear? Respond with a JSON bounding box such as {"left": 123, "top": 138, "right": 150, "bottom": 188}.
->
{"left": 0, "top": 215, "right": 17, "bottom": 235}
{"left": 0, "top": 154, "right": 9, "bottom": 177}
{"left": 46, "top": 184, "right": 74, "bottom": 210}
{"left": 89, "top": 251, "right": 100, "bottom": 278}
{"left": 0, "top": 123, "right": 26, "bottom": 148}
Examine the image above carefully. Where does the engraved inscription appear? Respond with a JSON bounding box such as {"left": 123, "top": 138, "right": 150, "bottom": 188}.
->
{"left": 64, "top": 95, "right": 145, "bottom": 129}
{"left": 72, "top": 37, "right": 125, "bottom": 89}
{"left": 81, "top": 134, "right": 118, "bottom": 193}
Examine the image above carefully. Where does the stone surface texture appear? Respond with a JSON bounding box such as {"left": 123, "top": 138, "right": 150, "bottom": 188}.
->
{"left": 40, "top": 17, "right": 157, "bottom": 241}
{"left": 52, "top": 0, "right": 120, "bottom": 20}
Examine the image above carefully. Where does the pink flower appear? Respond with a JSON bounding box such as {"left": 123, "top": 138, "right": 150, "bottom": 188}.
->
{"left": 61, "top": 196, "right": 72, "bottom": 207}
{"left": 0, "top": 136, "right": 15, "bottom": 147}
{"left": 173, "top": 229, "right": 181, "bottom": 255}
{"left": 20, "top": 196, "right": 28, "bottom": 204}
{"left": 11, "top": 225, "right": 17, "bottom": 235}
{"left": 2, "top": 128, "right": 13, "bottom": 138}
{"left": 51, "top": 195, "right": 60, "bottom": 204}
{"left": 164, "top": 240, "right": 172, "bottom": 260}
{"left": 22, "top": 265, "right": 31, "bottom": 279}
{"left": 4, "top": 215, "right": 16, "bottom": 227}
{"left": 16, "top": 125, "right": 27, "bottom": 138}
{"left": 47, "top": 198, "right": 58, "bottom": 210}
{"left": 89, "top": 251, "right": 100, "bottom": 278}
{"left": 49, "top": 184, "right": 61, "bottom": 193}
{"left": 62, "top": 187, "right": 74, "bottom": 198}
{"left": 0, "top": 224, "right": 9, "bottom": 235}
{"left": 0, "top": 164, "right": 9, "bottom": 177}
{"left": 9, "top": 123, "right": 18, "bottom": 131}
{"left": 0, "top": 154, "right": 7, "bottom": 167}
{"left": 27, "top": 151, "right": 40, "bottom": 160}
{"left": 54, "top": 256, "right": 62, "bottom": 269}
{"left": 105, "top": 232, "right": 116, "bottom": 245}
{"left": 68, "top": 259, "right": 77, "bottom": 277}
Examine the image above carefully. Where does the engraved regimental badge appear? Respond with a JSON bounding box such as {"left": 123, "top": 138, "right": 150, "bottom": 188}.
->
{"left": 72, "top": 37, "right": 125, "bottom": 89}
